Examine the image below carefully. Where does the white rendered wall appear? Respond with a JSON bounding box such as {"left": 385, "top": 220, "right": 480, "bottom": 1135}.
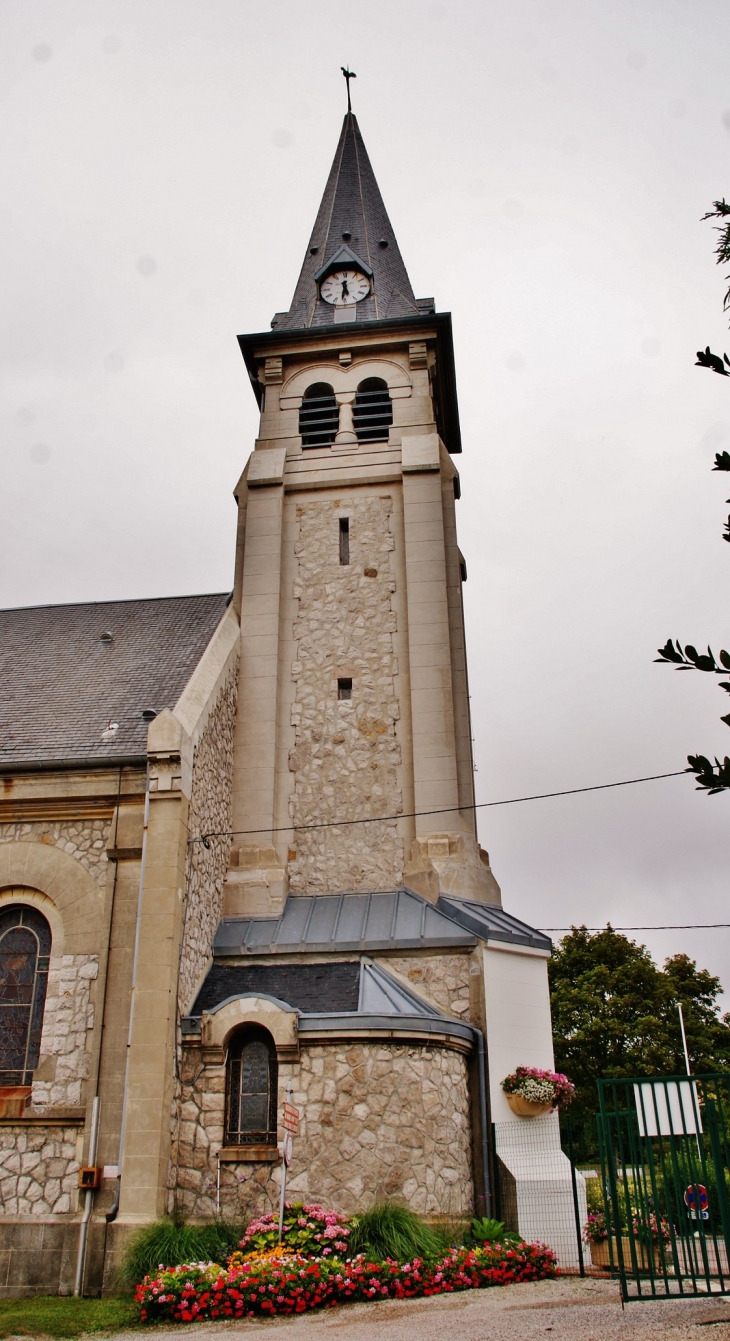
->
{"left": 483, "top": 944, "right": 555, "bottom": 1123}
{"left": 483, "top": 943, "right": 586, "bottom": 1268}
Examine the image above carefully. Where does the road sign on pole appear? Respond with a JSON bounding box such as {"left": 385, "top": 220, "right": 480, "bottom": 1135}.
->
{"left": 283, "top": 1103, "right": 299, "bottom": 1134}
{"left": 278, "top": 1083, "right": 298, "bottom": 1243}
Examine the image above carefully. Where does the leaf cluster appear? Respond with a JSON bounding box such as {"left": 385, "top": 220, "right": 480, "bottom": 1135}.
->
{"left": 695, "top": 347, "right": 730, "bottom": 375}
{"left": 655, "top": 639, "right": 730, "bottom": 676}
{"left": 687, "top": 754, "right": 730, "bottom": 794}
{"left": 469, "top": 1216, "right": 522, "bottom": 1246}
{"left": 656, "top": 641, "right": 730, "bottom": 790}
{"left": 549, "top": 927, "right": 730, "bottom": 1132}
{"left": 701, "top": 199, "right": 730, "bottom": 312}
{"left": 121, "top": 1215, "right": 244, "bottom": 1285}
{"left": 347, "top": 1202, "right": 444, "bottom": 1261}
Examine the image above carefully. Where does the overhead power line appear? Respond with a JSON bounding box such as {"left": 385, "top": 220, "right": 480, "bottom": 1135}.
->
{"left": 540, "top": 924, "right": 730, "bottom": 932}
{"left": 189, "top": 768, "right": 687, "bottom": 845}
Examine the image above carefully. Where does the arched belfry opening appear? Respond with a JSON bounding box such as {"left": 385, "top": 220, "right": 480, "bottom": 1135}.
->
{"left": 353, "top": 377, "right": 392, "bottom": 442}
{"left": 299, "top": 383, "right": 339, "bottom": 448}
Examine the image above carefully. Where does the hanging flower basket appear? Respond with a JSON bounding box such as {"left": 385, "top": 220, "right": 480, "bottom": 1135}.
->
{"left": 505, "top": 1093, "right": 553, "bottom": 1118}
{"left": 501, "top": 1067, "right": 575, "bottom": 1117}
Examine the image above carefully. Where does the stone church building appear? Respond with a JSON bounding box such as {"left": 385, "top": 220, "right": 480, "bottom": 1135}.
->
{"left": 0, "top": 110, "right": 581, "bottom": 1293}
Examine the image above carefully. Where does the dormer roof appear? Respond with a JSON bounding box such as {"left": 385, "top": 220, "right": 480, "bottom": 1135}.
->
{"left": 313, "top": 243, "right": 373, "bottom": 284}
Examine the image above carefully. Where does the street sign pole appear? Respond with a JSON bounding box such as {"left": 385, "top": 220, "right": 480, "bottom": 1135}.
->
{"left": 278, "top": 1082, "right": 300, "bottom": 1245}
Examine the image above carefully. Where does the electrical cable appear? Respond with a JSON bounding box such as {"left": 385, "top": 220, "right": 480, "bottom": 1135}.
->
{"left": 189, "top": 768, "right": 687, "bottom": 845}
{"left": 540, "top": 924, "right": 730, "bottom": 932}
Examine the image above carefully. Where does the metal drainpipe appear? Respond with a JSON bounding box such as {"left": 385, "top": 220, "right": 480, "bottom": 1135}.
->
{"left": 106, "top": 762, "right": 151, "bottom": 1224}
{"left": 74, "top": 1095, "right": 101, "bottom": 1296}
{"left": 470, "top": 1025, "right": 492, "bottom": 1217}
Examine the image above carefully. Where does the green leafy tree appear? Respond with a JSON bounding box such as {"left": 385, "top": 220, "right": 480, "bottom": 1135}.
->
{"left": 549, "top": 927, "right": 730, "bottom": 1147}
{"left": 657, "top": 200, "right": 730, "bottom": 792}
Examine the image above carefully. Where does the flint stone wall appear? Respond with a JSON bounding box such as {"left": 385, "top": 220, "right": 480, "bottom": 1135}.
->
{"left": 0, "top": 1126, "right": 82, "bottom": 1216}
{"left": 178, "top": 664, "right": 238, "bottom": 1014}
{"left": 32, "top": 955, "right": 99, "bottom": 1109}
{"left": 288, "top": 496, "right": 404, "bottom": 894}
{"left": 0, "top": 820, "right": 110, "bottom": 888}
{"left": 385, "top": 953, "right": 473, "bottom": 1019}
{"left": 170, "top": 1040, "right": 472, "bottom": 1221}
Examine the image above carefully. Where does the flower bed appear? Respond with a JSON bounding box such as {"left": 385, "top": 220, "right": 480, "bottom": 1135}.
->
{"left": 136, "top": 1242, "right": 557, "bottom": 1323}
{"left": 236, "top": 1202, "right": 351, "bottom": 1259}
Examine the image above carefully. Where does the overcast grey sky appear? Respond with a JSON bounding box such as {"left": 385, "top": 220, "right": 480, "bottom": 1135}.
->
{"left": 3, "top": 0, "right": 730, "bottom": 999}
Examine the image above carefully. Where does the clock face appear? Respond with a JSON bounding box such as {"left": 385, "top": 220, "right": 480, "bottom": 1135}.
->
{"left": 320, "top": 269, "right": 370, "bottom": 306}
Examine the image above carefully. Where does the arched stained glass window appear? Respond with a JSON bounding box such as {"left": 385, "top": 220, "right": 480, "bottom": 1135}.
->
{"left": 0, "top": 906, "right": 51, "bottom": 1088}
{"left": 225, "top": 1025, "right": 277, "bottom": 1146}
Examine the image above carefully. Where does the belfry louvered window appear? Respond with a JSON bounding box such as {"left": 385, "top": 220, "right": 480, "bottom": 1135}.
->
{"left": 0, "top": 906, "right": 51, "bottom": 1088}
{"left": 299, "top": 383, "right": 339, "bottom": 448}
{"left": 353, "top": 378, "right": 393, "bottom": 443}
{"left": 225, "top": 1025, "right": 277, "bottom": 1145}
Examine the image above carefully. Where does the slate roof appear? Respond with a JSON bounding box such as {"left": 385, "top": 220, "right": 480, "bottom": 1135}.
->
{"left": 274, "top": 114, "right": 421, "bottom": 331}
{"left": 184, "top": 958, "right": 456, "bottom": 1037}
{"left": 212, "top": 889, "right": 478, "bottom": 957}
{"left": 0, "top": 593, "right": 229, "bottom": 768}
{"left": 189, "top": 961, "right": 361, "bottom": 1017}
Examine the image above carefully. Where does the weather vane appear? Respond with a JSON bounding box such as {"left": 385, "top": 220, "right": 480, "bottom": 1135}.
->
{"left": 341, "top": 66, "right": 356, "bottom": 114}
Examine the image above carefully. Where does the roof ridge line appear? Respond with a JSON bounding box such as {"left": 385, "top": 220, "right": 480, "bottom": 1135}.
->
{"left": 0, "top": 591, "right": 228, "bottom": 615}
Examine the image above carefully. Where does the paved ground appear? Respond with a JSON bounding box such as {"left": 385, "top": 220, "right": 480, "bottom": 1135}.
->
{"left": 107, "top": 1277, "right": 730, "bottom": 1341}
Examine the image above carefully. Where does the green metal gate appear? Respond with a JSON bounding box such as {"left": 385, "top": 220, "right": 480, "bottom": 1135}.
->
{"left": 597, "top": 1074, "right": 730, "bottom": 1300}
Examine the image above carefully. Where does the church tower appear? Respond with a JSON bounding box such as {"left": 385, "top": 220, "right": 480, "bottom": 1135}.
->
{"left": 0, "top": 98, "right": 576, "bottom": 1288}
{"left": 225, "top": 109, "right": 501, "bottom": 916}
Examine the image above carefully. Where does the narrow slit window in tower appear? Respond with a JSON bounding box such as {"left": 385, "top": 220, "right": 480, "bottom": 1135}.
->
{"left": 339, "top": 517, "right": 350, "bottom": 565}
{"left": 353, "top": 378, "right": 393, "bottom": 443}
{"left": 299, "top": 383, "right": 339, "bottom": 448}
{"left": 337, "top": 678, "right": 352, "bottom": 701}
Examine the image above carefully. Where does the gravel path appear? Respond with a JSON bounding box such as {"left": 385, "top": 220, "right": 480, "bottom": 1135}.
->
{"left": 107, "top": 1277, "right": 730, "bottom": 1341}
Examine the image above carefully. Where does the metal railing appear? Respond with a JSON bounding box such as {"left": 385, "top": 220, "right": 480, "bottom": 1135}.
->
{"left": 597, "top": 1074, "right": 730, "bottom": 1300}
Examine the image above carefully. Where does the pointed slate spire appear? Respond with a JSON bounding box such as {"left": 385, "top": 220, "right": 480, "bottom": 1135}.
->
{"left": 272, "top": 114, "right": 421, "bottom": 330}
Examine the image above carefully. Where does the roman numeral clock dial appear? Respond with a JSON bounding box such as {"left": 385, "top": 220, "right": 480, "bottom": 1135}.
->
{"left": 320, "top": 269, "right": 370, "bottom": 306}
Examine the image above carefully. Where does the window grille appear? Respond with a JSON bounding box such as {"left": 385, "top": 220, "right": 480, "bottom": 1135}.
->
{"left": 299, "top": 383, "right": 339, "bottom": 448}
{"left": 338, "top": 678, "right": 352, "bottom": 700}
{"left": 225, "top": 1026, "right": 277, "bottom": 1145}
{"left": 353, "top": 378, "right": 393, "bottom": 443}
{"left": 0, "top": 906, "right": 51, "bottom": 1088}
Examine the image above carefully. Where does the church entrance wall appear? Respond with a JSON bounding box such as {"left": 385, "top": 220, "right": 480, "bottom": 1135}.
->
{"left": 169, "top": 1039, "right": 473, "bottom": 1222}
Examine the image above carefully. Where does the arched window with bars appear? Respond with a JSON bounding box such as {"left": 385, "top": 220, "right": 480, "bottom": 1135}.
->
{"left": 0, "top": 905, "right": 51, "bottom": 1089}
{"left": 299, "top": 383, "right": 339, "bottom": 448}
{"left": 353, "top": 377, "right": 393, "bottom": 443}
{"left": 225, "top": 1025, "right": 277, "bottom": 1146}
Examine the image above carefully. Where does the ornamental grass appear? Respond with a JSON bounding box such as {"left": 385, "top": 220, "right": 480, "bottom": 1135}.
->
{"left": 135, "top": 1241, "right": 557, "bottom": 1323}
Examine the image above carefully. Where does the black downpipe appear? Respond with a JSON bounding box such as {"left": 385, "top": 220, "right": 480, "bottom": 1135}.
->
{"left": 471, "top": 1026, "right": 492, "bottom": 1217}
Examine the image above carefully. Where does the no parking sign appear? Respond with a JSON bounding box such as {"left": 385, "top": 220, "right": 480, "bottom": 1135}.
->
{"left": 684, "top": 1184, "right": 710, "bottom": 1221}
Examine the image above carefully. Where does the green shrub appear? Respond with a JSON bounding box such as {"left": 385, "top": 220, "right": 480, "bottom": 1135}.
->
{"left": 121, "top": 1216, "right": 245, "bottom": 1285}
{"left": 347, "top": 1202, "right": 442, "bottom": 1261}
{"left": 469, "top": 1216, "right": 521, "bottom": 1246}
{"left": 585, "top": 1176, "right": 605, "bottom": 1214}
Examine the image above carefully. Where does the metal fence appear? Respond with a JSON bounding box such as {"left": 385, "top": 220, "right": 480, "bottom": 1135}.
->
{"left": 597, "top": 1074, "right": 730, "bottom": 1301}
